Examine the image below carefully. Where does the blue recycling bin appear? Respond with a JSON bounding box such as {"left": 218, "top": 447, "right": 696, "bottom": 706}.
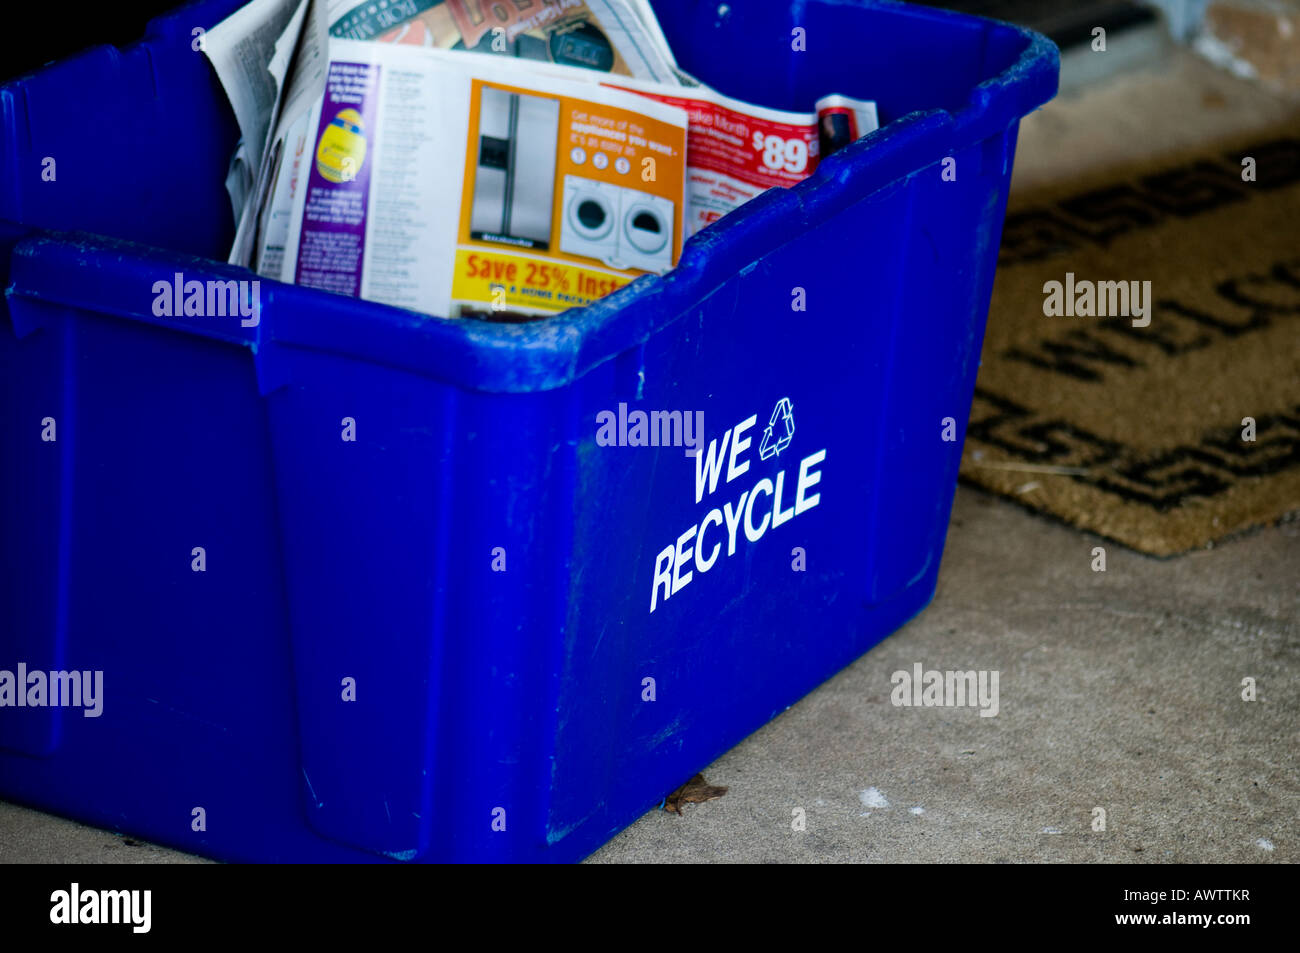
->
{"left": 0, "top": 0, "right": 1058, "bottom": 862}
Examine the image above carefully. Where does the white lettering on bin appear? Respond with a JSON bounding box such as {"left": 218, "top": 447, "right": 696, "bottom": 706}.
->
{"left": 651, "top": 398, "right": 826, "bottom": 614}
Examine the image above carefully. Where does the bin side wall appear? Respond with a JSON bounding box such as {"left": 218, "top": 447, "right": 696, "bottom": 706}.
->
{"left": 0, "top": 298, "right": 346, "bottom": 861}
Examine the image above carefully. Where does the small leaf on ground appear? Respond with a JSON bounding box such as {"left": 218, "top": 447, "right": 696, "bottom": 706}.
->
{"left": 663, "top": 774, "right": 728, "bottom": 815}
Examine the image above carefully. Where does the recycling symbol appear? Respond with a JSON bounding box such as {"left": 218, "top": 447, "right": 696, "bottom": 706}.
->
{"left": 759, "top": 397, "right": 795, "bottom": 460}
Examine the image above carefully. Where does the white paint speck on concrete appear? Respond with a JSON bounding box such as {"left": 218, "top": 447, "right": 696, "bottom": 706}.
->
{"left": 1256, "top": 838, "right": 1275, "bottom": 851}
{"left": 859, "top": 787, "right": 889, "bottom": 809}
{"left": 1041, "top": 826, "right": 1063, "bottom": 834}
{"left": 910, "top": 806, "right": 925, "bottom": 815}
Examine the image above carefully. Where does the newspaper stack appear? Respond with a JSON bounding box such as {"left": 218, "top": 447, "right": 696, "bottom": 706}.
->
{"left": 205, "top": 0, "right": 877, "bottom": 319}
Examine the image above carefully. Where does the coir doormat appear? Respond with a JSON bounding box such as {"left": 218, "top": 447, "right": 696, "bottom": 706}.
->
{"left": 961, "top": 131, "right": 1300, "bottom": 556}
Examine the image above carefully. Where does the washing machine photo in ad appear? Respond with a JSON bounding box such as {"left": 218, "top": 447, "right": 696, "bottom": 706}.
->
{"left": 559, "top": 176, "right": 621, "bottom": 263}
{"left": 469, "top": 87, "right": 560, "bottom": 249}
{"left": 560, "top": 175, "right": 675, "bottom": 274}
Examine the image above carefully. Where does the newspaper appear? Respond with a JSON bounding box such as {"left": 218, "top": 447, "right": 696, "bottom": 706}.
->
{"left": 269, "top": 41, "right": 689, "bottom": 318}
{"left": 237, "top": 0, "right": 334, "bottom": 271}
{"left": 322, "top": 0, "right": 678, "bottom": 82}
{"left": 625, "top": 0, "right": 679, "bottom": 70}
{"left": 238, "top": 0, "right": 682, "bottom": 274}
{"left": 203, "top": 0, "right": 311, "bottom": 222}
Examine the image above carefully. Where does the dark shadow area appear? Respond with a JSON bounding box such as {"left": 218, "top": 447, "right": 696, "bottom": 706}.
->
{"left": 0, "top": 0, "right": 181, "bottom": 81}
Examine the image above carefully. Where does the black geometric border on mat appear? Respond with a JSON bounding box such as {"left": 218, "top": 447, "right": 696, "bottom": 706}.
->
{"left": 965, "top": 389, "right": 1300, "bottom": 512}
{"left": 998, "top": 137, "right": 1300, "bottom": 267}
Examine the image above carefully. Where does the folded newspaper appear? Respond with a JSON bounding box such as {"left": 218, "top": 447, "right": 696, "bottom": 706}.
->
{"left": 279, "top": 41, "right": 690, "bottom": 317}
{"left": 205, "top": 0, "right": 877, "bottom": 319}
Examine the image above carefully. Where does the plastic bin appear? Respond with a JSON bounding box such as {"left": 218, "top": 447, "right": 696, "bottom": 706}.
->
{"left": 0, "top": 0, "right": 1057, "bottom": 862}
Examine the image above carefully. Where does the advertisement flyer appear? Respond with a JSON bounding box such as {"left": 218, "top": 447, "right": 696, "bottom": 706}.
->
{"left": 276, "top": 42, "right": 688, "bottom": 317}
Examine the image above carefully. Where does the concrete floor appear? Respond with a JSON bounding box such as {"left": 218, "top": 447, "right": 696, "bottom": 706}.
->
{"left": 2, "top": 34, "right": 1297, "bottom": 866}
